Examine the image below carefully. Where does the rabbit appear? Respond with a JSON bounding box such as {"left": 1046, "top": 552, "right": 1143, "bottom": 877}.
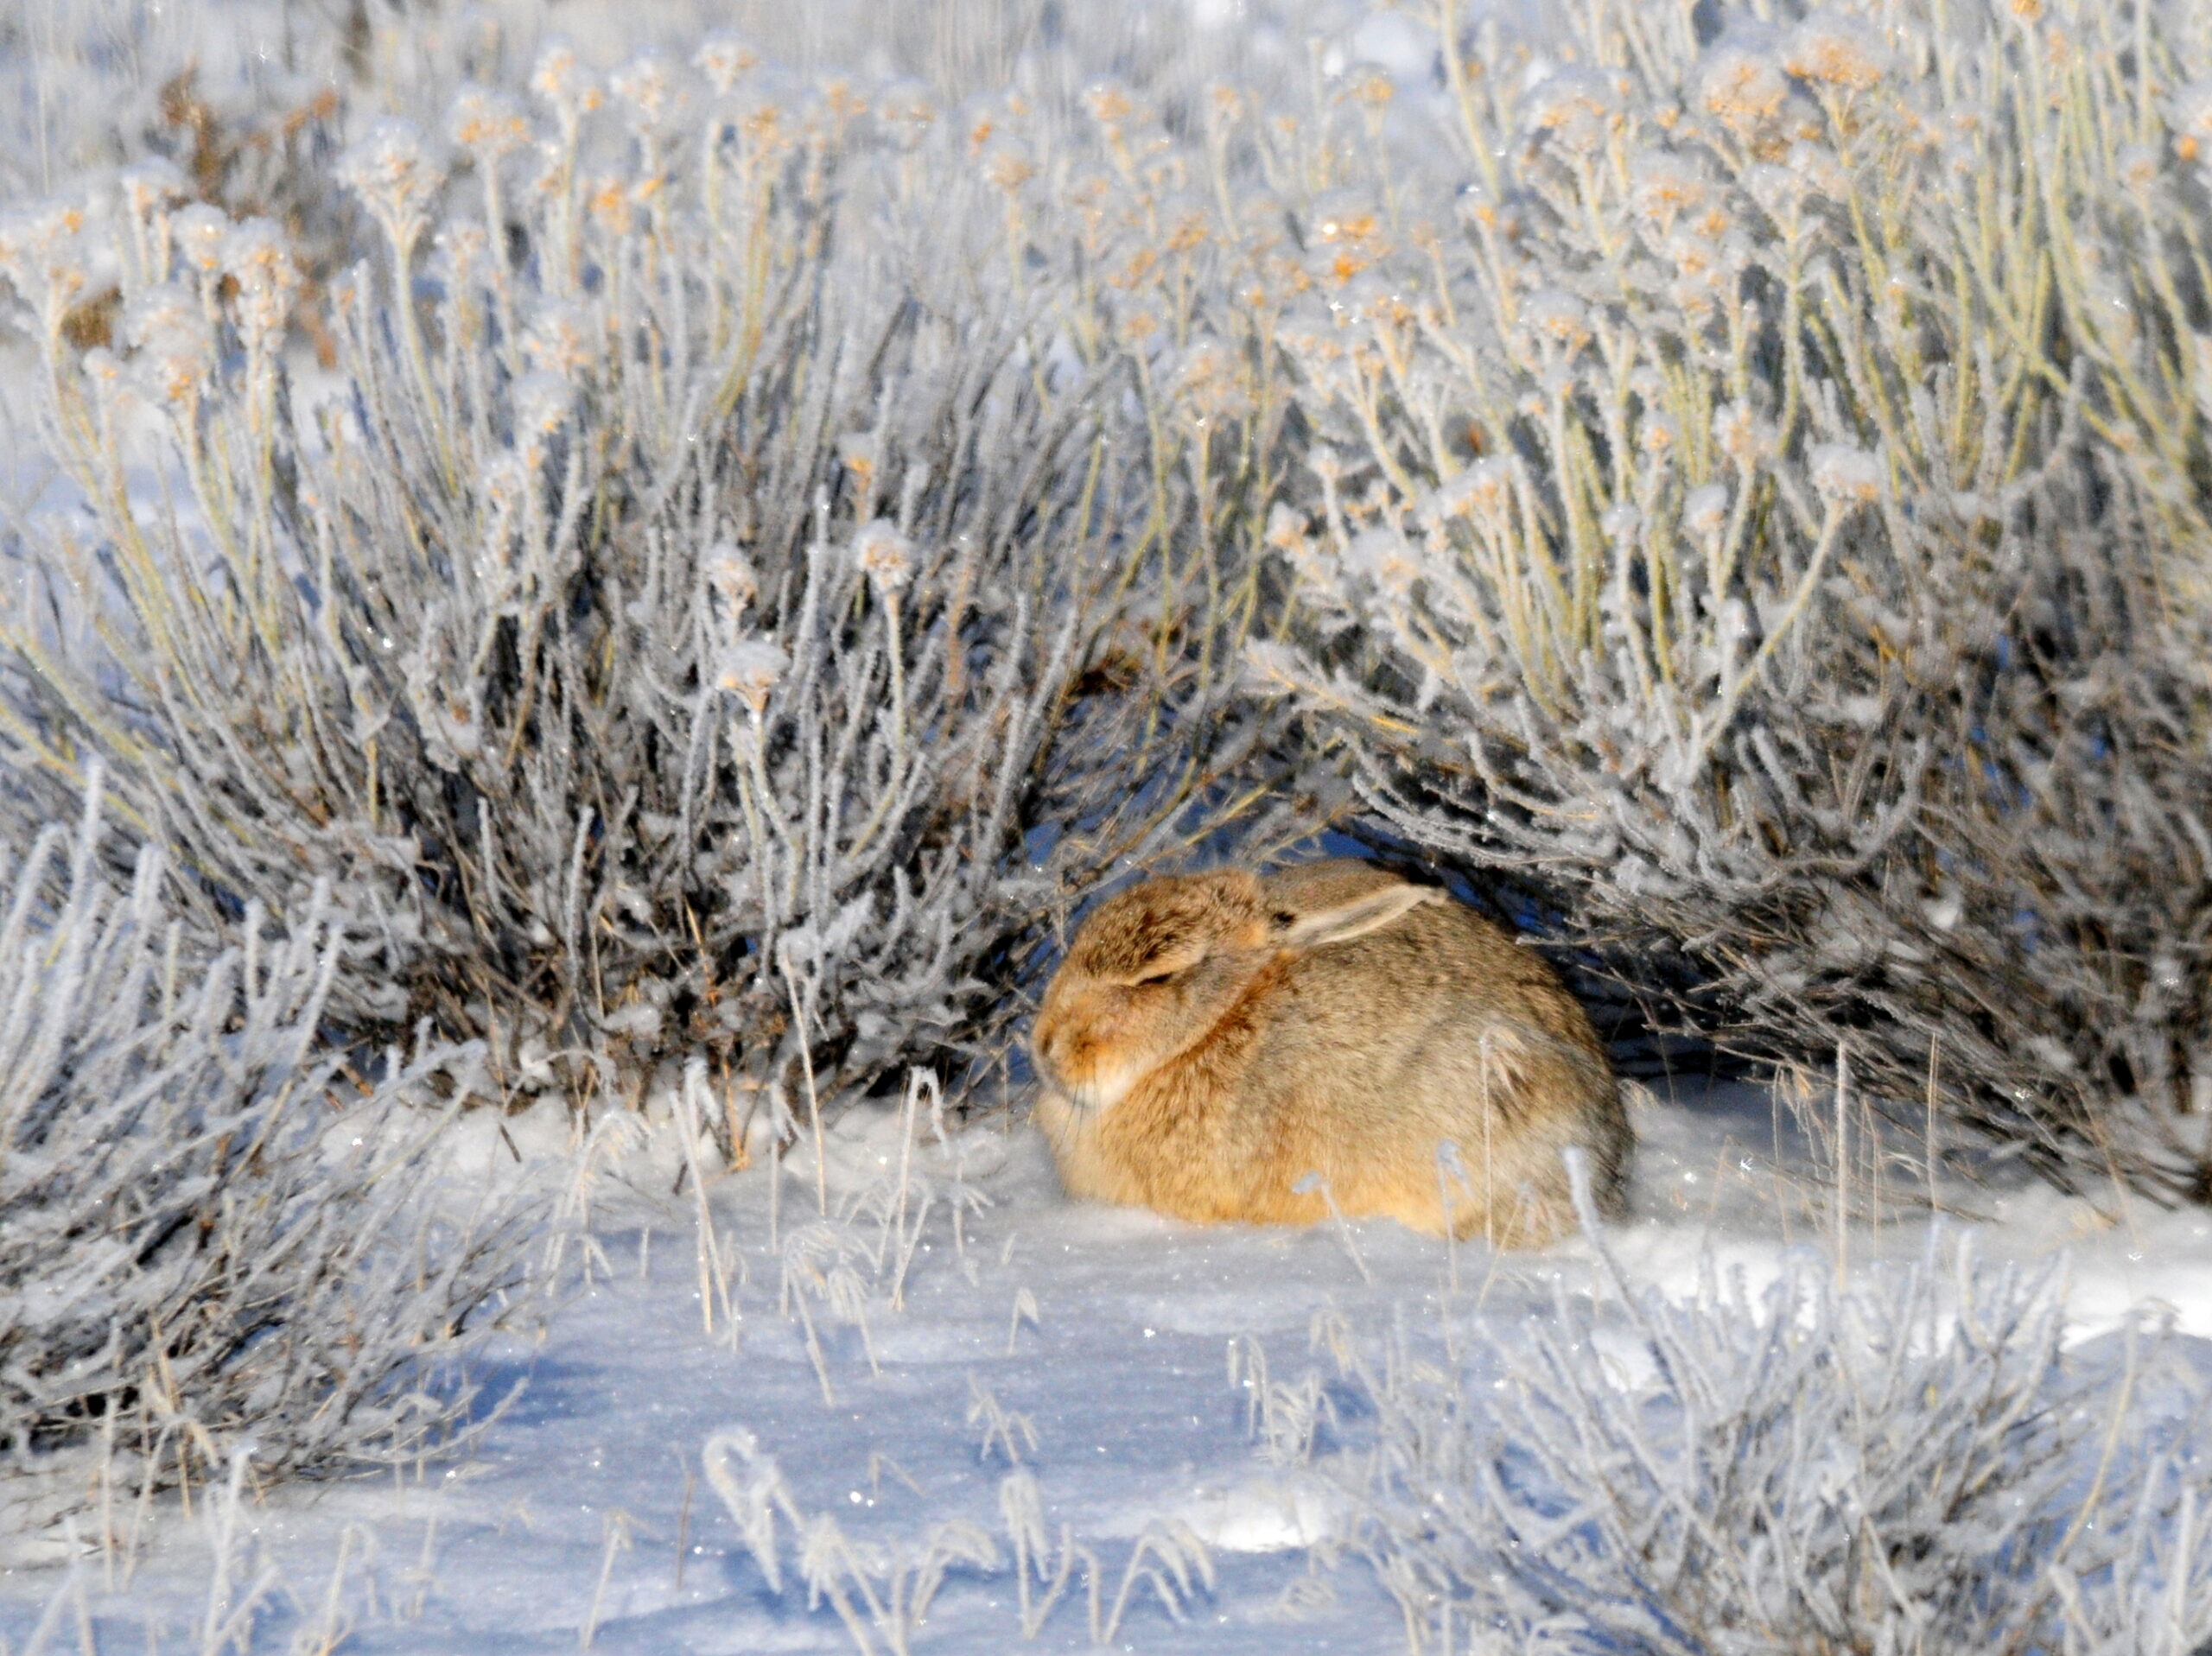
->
{"left": 1030, "top": 859, "right": 1632, "bottom": 1247}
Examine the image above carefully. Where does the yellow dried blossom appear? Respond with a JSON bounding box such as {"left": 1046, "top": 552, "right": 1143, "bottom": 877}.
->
{"left": 221, "top": 218, "right": 297, "bottom": 340}
{"left": 1523, "top": 67, "right": 1624, "bottom": 155}
{"left": 1699, "top": 43, "right": 1789, "bottom": 139}
{"left": 170, "top": 203, "right": 231, "bottom": 275}
{"left": 611, "top": 51, "right": 675, "bottom": 126}
{"left": 2171, "top": 81, "right": 2212, "bottom": 162}
{"left": 879, "top": 80, "right": 936, "bottom": 149}
{"left": 851, "top": 518, "right": 915, "bottom": 596}
{"left": 1455, "top": 457, "right": 1515, "bottom": 520}
{"left": 1084, "top": 82, "right": 1135, "bottom": 127}
{"left": 512, "top": 371, "right": 573, "bottom": 439}
{"left": 448, "top": 85, "right": 532, "bottom": 157}
{"left": 531, "top": 41, "right": 604, "bottom": 121}
{"left": 707, "top": 543, "right": 760, "bottom": 615}
{"left": 1347, "top": 526, "right": 1421, "bottom": 595}
{"left": 586, "top": 176, "right": 634, "bottom": 236}
{"left": 1782, "top": 15, "right": 1890, "bottom": 92}
{"left": 838, "top": 434, "right": 880, "bottom": 492}
{"left": 338, "top": 119, "right": 444, "bottom": 255}
{"left": 124, "top": 283, "right": 209, "bottom": 403}
{"left": 1630, "top": 149, "right": 1707, "bottom": 234}
{"left": 523, "top": 303, "right": 597, "bottom": 378}
{"left": 1810, "top": 441, "right": 1883, "bottom": 504}
{"left": 716, "top": 639, "right": 788, "bottom": 714}
{"left": 1522, "top": 288, "right": 1591, "bottom": 352}
{"left": 1683, "top": 483, "right": 1731, "bottom": 540}
{"left": 979, "top": 141, "right": 1034, "bottom": 194}
{"left": 1312, "top": 189, "right": 1383, "bottom": 248}
{"left": 1265, "top": 502, "right": 1312, "bottom": 553}
{"left": 693, "top": 32, "right": 760, "bottom": 96}
{"left": 118, "top": 161, "right": 187, "bottom": 225}
{"left": 2116, "top": 143, "right": 2161, "bottom": 193}
{"left": 1713, "top": 401, "right": 1774, "bottom": 467}
{"left": 1346, "top": 64, "right": 1395, "bottom": 111}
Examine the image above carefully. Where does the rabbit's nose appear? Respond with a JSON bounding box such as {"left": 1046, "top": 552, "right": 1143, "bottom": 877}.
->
{"left": 1033, "top": 1016, "right": 1074, "bottom": 1082}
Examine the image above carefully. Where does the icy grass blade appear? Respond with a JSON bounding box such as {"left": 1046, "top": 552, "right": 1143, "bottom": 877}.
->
{"left": 703, "top": 1412, "right": 1216, "bottom": 1653}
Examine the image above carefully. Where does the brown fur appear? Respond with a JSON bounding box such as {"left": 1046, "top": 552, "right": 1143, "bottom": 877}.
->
{"left": 1032, "top": 860, "right": 1633, "bottom": 1247}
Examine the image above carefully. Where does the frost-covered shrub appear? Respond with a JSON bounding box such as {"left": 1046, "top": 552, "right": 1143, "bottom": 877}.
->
{"left": 1315, "top": 1230, "right": 2212, "bottom": 1654}
{"left": 0, "top": 784, "right": 533, "bottom": 1522}
{"left": 0, "top": 4, "right": 342, "bottom": 209}
{"left": 0, "top": 0, "right": 1275, "bottom": 208}
{"left": 0, "top": 36, "right": 1304, "bottom": 1115}
{"left": 29, "top": 0, "right": 2212, "bottom": 1205}
{"left": 1261, "top": 0, "right": 2212, "bottom": 1199}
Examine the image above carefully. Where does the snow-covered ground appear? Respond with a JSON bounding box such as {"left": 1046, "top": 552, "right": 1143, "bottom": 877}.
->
{"left": 5, "top": 1075, "right": 2206, "bottom": 1653}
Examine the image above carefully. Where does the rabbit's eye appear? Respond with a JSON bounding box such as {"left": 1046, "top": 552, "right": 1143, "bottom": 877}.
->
{"left": 1136, "top": 969, "right": 1176, "bottom": 987}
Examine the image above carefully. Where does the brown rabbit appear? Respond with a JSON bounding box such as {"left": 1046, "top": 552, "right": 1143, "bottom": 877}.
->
{"left": 1030, "top": 860, "right": 1631, "bottom": 1247}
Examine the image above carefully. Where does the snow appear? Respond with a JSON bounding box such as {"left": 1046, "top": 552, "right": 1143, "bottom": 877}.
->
{"left": 5, "top": 1075, "right": 2207, "bottom": 1653}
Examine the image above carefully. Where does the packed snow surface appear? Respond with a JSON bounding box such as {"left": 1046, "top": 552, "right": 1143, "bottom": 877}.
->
{"left": 3, "top": 1078, "right": 2209, "bottom": 1652}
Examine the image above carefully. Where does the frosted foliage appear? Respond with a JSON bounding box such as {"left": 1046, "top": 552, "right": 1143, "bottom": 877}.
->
{"left": 1322, "top": 1234, "right": 2212, "bottom": 1655}
{"left": 0, "top": 46, "right": 1300, "bottom": 1113}
{"left": 1262, "top": 0, "right": 2212, "bottom": 1199}
{"left": 0, "top": 786, "right": 534, "bottom": 1521}
{"left": 7, "top": 0, "right": 2209, "bottom": 1206}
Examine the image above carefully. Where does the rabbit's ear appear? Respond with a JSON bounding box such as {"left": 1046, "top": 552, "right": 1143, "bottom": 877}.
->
{"left": 1273, "top": 884, "right": 1437, "bottom": 952}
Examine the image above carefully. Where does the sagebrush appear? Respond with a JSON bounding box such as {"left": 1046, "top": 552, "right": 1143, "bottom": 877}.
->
{"left": 0, "top": 26, "right": 1311, "bottom": 1124}
{"left": 0, "top": 782, "right": 536, "bottom": 1527}
{"left": 2, "top": 0, "right": 2209, "bottom": 1216}
{"left": 1296, "top": 1203, "right": 2212, "bottom": 1653}
{"left": 1258, "top": 0, "right": 2212, "bottom": 1201}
